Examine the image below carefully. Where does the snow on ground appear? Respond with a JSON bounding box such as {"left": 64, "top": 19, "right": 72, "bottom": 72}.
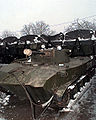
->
{"left": 0, "top": 92, "right": 10, "bottom": 110}
{"left": 0, "top": 92, "right": 10, "bottom": 120}
{"left": 59, "top": 75, "right": 96, "bottom": 120}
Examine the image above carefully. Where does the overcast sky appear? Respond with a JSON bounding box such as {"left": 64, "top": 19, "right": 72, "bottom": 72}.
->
{"left": 0, "top": 0, "right": 96, "bottom": 33}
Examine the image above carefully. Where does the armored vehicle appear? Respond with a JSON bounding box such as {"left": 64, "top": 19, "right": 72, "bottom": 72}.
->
{"left": 0, "top": 30, "right": 96, "bottom": 118}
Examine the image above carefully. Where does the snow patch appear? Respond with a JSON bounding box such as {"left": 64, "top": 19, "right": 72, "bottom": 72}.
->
{"left": 67, "top": 99, "right": 75, "bottom": 108}
{"left": 59, "top": 78, "right": 92, "bottom": 113}
{"left": 42, "top": 95, "right": 54, "bottom": 108}
{"left": 34, "top": 37, "right": 40, "bottom": 43}
{"left": 68, "top": 85, "right": 75, "bottom": 90}
{"left": 74, "top": 92, "right": 81, "bottom": 98}
{"left": 78, "top": 75, "right": 86, "bottom": 82}
{"left": 90, "top": 56, "right": 94, "bottom": 59}
{"left": 0, "top": 92, "right": 10, "bottom": 106}
{"left": 59, "top": 107, "right": 73, "bottom": 112}
{"left": 27, "top": 57, "right": 31, "bottom": 63}
{"left": 26, "top": 41, "right": 30, "bottom": 44}
{"left": 0, "top": 43, "right": 3, "bottom": 45}
{"left": 57, "top": 46, "right": 62, "bottom": 50}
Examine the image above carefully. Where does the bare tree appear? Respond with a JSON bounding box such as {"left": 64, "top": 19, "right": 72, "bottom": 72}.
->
{"left": 21, "top": 21, "right": 55, "bottom": 36}
{"left": 21, "top": 25, "right": 31, "bottom": 35}
{"left": 1, "top": 30, "right": 16, "bottom": 39}
{"left": 64, "top": 19, "right": 96, "bottom": 33}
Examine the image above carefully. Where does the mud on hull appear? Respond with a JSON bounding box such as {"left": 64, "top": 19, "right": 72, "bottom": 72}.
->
{"left": 0, "top": 58, "right": 95, "bottom": 107}
{"left": 57, "top": 67, "right": 95, "bottom": 109}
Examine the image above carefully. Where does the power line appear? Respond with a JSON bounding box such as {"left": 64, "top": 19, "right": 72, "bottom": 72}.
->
{"left": 50, "top": 14, "right": 96, "bottom": 27}
{"left": 0, "top": 14, "right": 96, "bottom": 35}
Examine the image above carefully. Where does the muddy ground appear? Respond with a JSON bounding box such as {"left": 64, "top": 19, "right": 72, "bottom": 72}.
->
{"left": 0, "top": 75, "right": 96, "bottom": 120}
